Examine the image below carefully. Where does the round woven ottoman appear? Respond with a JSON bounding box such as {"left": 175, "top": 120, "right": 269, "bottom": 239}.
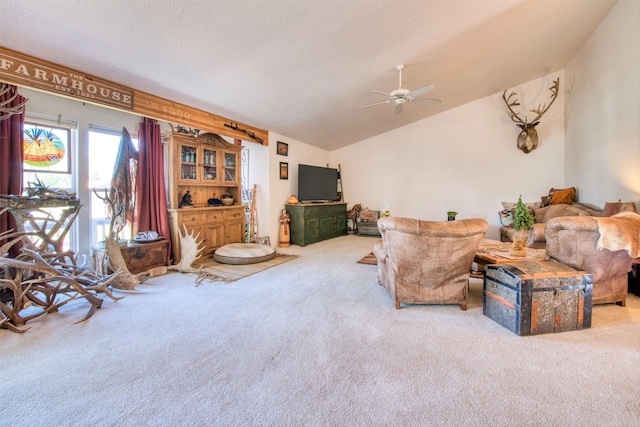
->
{"left": 213, "top": 243, "right": 276, "bottom": 265}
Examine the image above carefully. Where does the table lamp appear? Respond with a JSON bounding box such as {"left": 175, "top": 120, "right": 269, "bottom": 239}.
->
{"left": 603, "top": 200, "right": 638, "bottom": 216}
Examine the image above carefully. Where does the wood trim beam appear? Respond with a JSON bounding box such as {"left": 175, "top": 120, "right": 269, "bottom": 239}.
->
{"left": 0, "top": 46, "right": 268, "bottom": 145}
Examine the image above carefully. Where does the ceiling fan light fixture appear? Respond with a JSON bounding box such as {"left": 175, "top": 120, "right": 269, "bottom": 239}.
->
{"left": 390, "top": 88, "right": 410, "bottom": 98}
{"left": 362, "top": 64, "right": 440, "bottom": 112}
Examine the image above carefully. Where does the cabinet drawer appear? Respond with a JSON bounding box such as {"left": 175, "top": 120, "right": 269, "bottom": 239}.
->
{"left": 225, "top": 209, "right": 244, "bottom": 220}
{"left": 205, "top": 211, "right": 224, "bottom": 221}
{"left": 306, "top": 205, "right": 339, "bottom": 217}
{"left": 180, "top": 212, "right": 204, "bottom": 223}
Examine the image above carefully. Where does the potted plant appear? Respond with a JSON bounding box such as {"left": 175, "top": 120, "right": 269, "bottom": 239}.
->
{"left": 510, "top": 195, "right": 534, "bottom": 257}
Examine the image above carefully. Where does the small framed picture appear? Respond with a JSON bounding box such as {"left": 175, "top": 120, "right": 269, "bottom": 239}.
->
{"left": 277, "top": 141, "right": 288, "bottom": 156}
{"left": 279, "top": 162, "right": 288, "bottom": 180}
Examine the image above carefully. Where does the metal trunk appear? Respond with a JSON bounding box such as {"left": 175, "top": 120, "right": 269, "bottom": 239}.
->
{"left": 483, "top": 260, "right": 593, "bottom": 336}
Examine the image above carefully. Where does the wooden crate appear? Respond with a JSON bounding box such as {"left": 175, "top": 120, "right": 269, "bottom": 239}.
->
{"left": 357, "top": 210, "right": 381, "bottom": 236}
{"left": 483, "top": 260, "right": 593, "bottom": 336}
{"left": 93, "top": 239, "right": 168, "bottom": 275}
{"left": 357, "top": 221, "right": 381, "bottom": 236}
{"left": 359, "top": 210, "right": 379, "bottom": 223}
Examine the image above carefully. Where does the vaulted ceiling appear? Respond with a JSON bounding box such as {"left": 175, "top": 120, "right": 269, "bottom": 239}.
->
{"left": 0, "top": 0, "right": 617, "bottom": 150}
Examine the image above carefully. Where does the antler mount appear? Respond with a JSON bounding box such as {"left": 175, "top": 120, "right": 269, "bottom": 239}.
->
{"left": 502, "top": 78, "right": 560, "bottom": 153}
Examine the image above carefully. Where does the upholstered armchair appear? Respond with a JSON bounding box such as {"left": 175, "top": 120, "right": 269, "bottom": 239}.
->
{"left": 545, "top": 213, "right": 640, "bottom": 306}
{"left": 373, "top": 217, "right": 488, "bottom": 310}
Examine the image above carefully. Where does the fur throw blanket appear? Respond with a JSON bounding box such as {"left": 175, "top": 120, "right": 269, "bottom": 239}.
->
{"left": 594, "top": 212, "right": 640, "bottom": 258}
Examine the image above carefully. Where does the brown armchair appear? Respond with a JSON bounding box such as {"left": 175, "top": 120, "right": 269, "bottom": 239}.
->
{"left": 373, "top": 217, "right": 488, "bottom": 310}
{"left": 545, "top": 214, "right": 640, "bottom": 306}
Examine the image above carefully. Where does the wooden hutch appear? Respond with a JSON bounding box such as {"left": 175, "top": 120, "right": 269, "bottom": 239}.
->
{"left": 163, "top": 131, "right": 244, "bottom": 262}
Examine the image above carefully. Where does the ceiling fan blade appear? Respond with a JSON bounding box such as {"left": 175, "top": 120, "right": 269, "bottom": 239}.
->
{"left": 406, "top": 84, "right": 435, "bottom": 98}
{"left": 411, "top": 97, "right": 441, "bottom": 105}
{"left": 372, "top": 90, "right": 392, "bottom": 98}
{"left": 394, "top": 102, "right": 404, "bottom": 114}
{"left": 361, "top": 100, "right": 391, "bottom": 109}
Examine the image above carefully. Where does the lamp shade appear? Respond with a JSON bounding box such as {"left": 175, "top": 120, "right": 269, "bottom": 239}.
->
{"left": 603, "top": 201, "right": 638, "bottom": 217}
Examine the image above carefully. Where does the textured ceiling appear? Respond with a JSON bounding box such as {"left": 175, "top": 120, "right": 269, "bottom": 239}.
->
{"left": 0, "top": 0, "right": 616, "bottom": 150}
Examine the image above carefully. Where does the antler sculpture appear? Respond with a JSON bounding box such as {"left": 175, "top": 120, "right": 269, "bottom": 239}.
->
{"left": 502, "top": 78, "right": 560, "bottom": 153}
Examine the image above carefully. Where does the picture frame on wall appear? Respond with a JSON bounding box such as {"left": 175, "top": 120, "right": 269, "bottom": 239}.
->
{"left": 279, "top": 162, "right": 288, "bottom": 180}
{"left": 277, "top": 141, "right": 288, "bottom": 156}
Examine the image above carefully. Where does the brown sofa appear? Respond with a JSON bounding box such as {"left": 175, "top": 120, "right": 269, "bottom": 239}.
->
{"left": 373, "top": 217, "right": 488, "bottom": 310}
{"left": 501, "top": 203, "right": 603, "bottom": 249}
{"left": 545, "top": 214, "right": 640, "bottom": 306}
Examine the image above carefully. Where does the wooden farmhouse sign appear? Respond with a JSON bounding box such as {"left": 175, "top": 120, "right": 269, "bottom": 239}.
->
{"left": 0, "top": 47, "right": 133, "bottom": 110}
{"left": 0, "top": 46, "right": 268, "bottom": 145}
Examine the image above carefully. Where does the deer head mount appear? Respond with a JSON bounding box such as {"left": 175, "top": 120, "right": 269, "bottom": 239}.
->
{"left": 502, "top": 78, "right": 560, "bottom": 153}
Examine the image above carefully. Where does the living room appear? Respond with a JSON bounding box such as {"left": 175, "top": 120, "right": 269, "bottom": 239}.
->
{"left": 0, "top": 2, "right": 637, "bottom": 250}
{"left": 1, "top": 1, "right": 639, "bottom": 426}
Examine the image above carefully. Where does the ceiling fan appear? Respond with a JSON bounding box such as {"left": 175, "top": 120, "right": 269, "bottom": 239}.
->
{"left": 362, "top": 64, "right": 440, "bottom": 114}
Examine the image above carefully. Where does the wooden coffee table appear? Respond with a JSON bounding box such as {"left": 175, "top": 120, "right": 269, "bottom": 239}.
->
{"left": 471, "top": 239, "right": 548, "bottom": 277}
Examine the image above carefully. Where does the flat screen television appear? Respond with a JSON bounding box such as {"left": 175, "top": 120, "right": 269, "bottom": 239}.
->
{"left": 298, "top": 164, "right": 339, "bottom": 203}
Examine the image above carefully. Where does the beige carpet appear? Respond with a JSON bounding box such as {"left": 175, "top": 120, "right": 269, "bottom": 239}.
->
{"left": 1, "top": 235, "right": 639, "bottom": 426}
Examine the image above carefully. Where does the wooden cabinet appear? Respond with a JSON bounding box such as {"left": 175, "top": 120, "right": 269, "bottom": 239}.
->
{"left": 163, "top": 131, "right": 245, "bottom": 262}
{"left": 164, "top": 131, "right": 243, "bottom": 206}
{"left": 285, "top": 202, "right": 347, "bottom": 246}
{"left": 222, "top": 150, "right": 239, "bottom": 186}
{"left": 175, "top": 141, "right": 221, "bottom": 185}
{"left": 168, "top": 206, "right": 244, "bottom": 260}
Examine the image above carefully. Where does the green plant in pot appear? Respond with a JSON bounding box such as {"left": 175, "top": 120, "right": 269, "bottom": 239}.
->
{"left": 510, "top": 195, "right": 534, "bottom": 257}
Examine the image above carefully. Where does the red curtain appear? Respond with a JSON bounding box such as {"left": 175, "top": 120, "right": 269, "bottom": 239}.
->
{"left": 134, "top": 117, "right": 171, "bottom": 264}
{"left": 0, "top": 84, "right": 26, "bottom": 257}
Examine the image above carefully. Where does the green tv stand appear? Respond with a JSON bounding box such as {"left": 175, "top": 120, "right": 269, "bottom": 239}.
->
{"left": 285, "top": 202, "right": 347, "bottom": 246}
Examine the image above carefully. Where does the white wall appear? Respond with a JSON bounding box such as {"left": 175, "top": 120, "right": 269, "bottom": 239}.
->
{"left": 267, "top": 132, "right": 331, "bottom": 244}
{"left": 331, "top": 72, "right": 565, "bottom": 239}
{"left": 564, "top": 0, "right": 640, "bottom": 210}
{"left": 242, "top": 137, "right": 269, "bottom": 242}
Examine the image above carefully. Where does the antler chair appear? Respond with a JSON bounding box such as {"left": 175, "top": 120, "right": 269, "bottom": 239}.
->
{"left": 373, "top": 217, "right": 488, "bottom": 310}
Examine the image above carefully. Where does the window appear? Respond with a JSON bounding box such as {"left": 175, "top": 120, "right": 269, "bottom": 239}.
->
{"left": 23, "top": 122, "right": 73, "bottom": 194}
{"left": 22, "top": 120, "right": 76, "bottom": 251}
{"left": 88, "top": 127, "right": 138, "bottom": 246}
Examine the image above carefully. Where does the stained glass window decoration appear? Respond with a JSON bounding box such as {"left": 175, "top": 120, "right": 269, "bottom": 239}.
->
{"left": 23, "top": 124, "right": 71, "bottom": 173}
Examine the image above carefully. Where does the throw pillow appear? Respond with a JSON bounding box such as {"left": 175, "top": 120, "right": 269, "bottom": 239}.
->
{"left": 499, "top": 209, "right": 514, "bottom": 227}
{"left": 502, "top": 201, "right": 539, "bottom": 224}
{"left": 549, "top": 187, "right": 576, "bottom": 205}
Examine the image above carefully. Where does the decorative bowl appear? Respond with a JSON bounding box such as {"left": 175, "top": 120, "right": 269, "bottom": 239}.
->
{"left": 221, "top": 197, "right": 234, "bottom": 206}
